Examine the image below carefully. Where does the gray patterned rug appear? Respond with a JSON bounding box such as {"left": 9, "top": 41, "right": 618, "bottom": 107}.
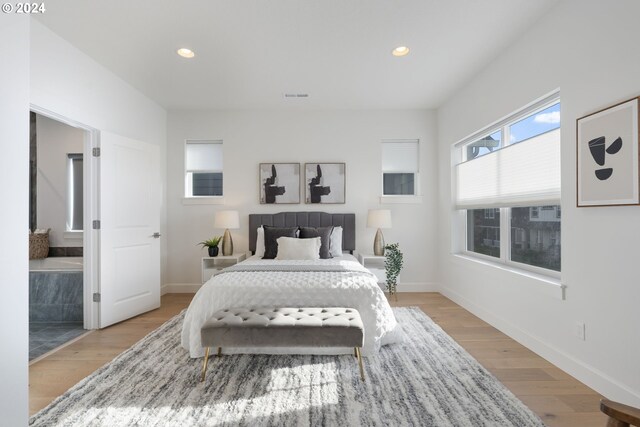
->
{"left": 30, "top": 308, "right": 545, "bottom": 426}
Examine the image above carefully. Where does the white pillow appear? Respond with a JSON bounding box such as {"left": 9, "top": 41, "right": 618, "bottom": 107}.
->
{"left": 255, "top": 226, "right": 265, "bottom": 257}
{"left": 276, "top": 237, "right": 321, "bottom": 260}
{"left": 330, "top": 226, "right": 343, "bottom": 257}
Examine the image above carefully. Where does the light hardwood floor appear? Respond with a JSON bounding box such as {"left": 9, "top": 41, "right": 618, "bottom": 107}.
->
{"left": 29, "top": 292, "right": 606, "bottom": 426}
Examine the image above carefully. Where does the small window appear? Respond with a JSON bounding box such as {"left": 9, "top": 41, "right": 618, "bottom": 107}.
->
{"left": 67, "top": 153, "right": 83, "bottom": 231}
{"left": 185, "top": 140, "right": 223, "bottom": 197}
{"left": 530, "top": 207, "right": 539, "bottom": 218}
{"left": 381, "top": 140, "right": 419, "bottom": 196}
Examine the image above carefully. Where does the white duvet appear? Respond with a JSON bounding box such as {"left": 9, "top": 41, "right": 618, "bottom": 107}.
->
{"left": 181, "top": 255, "right": 401, "bottom": 358}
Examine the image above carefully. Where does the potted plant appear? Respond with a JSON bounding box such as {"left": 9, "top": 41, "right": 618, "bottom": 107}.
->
{"left": 198, "top": 236, "right": 222, "bottom": 257}
{"left": 384, "top": 243, "right": 403, "bottom": 300}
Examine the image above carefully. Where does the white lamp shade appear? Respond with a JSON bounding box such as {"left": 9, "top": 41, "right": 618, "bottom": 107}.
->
{"left": 214, "top": 210, "right": 240, "bottom": 229}
{"left": 367, "top": 209, "right": 392, "bottom": 229}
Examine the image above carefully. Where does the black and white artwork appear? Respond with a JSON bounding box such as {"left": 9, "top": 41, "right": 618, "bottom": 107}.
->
{"left": 305, "top": 163, "right": 346, "bottom": 204}
{"left": 259, "top": 163, "right": 300, "bottom": 204}
{"left": 577, "top": 97, "right": 639, "bottom": 207}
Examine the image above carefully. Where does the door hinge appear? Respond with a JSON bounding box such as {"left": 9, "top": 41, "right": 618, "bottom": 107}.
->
{"left": 93, "top": 293, "right": 101, "bottom": 302}
{"left": 92, "top": 220, "right": 101, "bottom": 230}
{"left": 92, "top": 147, "right": 101, "bottom": 157}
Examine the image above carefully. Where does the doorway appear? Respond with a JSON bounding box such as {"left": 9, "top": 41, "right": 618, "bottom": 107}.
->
{"left": 28, "top": 109, "right": 99, "bottom": 360}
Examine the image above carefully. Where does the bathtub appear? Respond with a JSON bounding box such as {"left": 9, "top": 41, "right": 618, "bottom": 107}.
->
{"left": 29, "top": 257, "right": 83, "bottom": 322}
{"left": 29, "top": 257, "right": 83, "bottom": 272}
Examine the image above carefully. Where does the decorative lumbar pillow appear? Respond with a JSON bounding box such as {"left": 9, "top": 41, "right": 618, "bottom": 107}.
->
{"left": 275, "top": 236, "right": 321, "bottom": 260}
{"left": 255, "top": 226, "right": 265, "bottom": 257}
{"left": 330, "top": 226, "right": 343, "bottom": 257}
{"left": 262, "top": 225, "right": 299, "bottom": 259}
{"left": 299, "top": 226, "right": 334, "bottom": 259}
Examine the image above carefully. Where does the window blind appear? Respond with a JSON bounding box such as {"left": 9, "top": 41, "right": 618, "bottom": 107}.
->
{"left": 455, "top": 128, "right": 560, "bottom": 209}
{"left": 382, "top": 140, "right": 419, "bottom": 172}
{"left": 186, "top": 141, "right": 222, "bottom": 172}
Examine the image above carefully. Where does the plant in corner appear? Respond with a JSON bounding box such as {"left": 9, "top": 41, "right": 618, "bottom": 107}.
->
{"left": 384, "top": 243, "right": 403, "bottom": 300}
{"left": 198, "top": 236, "right": 222, "bottom": 257}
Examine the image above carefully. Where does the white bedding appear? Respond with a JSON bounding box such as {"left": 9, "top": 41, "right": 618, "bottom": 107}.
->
{"left": 181, "top": 254, "right": 401, "bottom": 358}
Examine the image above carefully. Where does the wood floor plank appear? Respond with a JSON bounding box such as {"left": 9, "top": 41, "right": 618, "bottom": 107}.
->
{"left": 29, "top": 292, "right": 605, "bottom": 426}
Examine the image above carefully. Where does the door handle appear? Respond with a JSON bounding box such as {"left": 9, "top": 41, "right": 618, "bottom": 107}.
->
{"left": 152, "top": 232, "right": 161, "bottom": 238}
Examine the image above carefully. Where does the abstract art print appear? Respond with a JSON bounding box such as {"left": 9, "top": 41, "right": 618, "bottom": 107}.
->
{"left": 577, "top": 97, "right": 639, "bottom": 207}
{"left": 259, "top": 163, "right": 300, "bottom": 204}
{"left": 305, "top": 163, "right": 346, "bottom": 204}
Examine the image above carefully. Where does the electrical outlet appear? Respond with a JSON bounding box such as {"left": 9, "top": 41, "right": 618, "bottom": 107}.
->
{"left": 575, "top": 322, "right": 586, "bottom": 341}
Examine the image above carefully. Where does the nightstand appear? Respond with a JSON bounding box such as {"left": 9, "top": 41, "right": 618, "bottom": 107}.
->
{"left": 357, "top": 254, "right": 387, "bottom": 285}
{"left": 201, "top": 253, "right": 246, "bottom": 284}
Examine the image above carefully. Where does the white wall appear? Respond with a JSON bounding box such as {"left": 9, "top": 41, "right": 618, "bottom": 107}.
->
{"left": 0, "top": 15, "right": 30, "bottom": 426}
{"left": 437, "top": 0, "right": 640, "bottom": 405}
{"left": 35, "top": 114, "right": 85, "bottom": 247}
{"left": 166, "top": 110, "right": 438, "bottom": 289}
{"left": 30, "top": 20, "right": 168, "bottom": 282}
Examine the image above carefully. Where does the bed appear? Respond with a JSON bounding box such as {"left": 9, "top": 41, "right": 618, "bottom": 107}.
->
{"left": 181, "top": 212, "right": 401, "bottom": 358}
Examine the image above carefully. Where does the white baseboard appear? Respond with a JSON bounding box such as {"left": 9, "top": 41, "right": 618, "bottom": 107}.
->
{"left": 440, "top": 286, "right": 640, "bottom": 407}
{"left": 162, "top": 283, "right": 202, "bottom": 295}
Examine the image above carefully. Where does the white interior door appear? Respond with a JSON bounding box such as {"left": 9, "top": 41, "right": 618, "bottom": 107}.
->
{"left": 99, "top": 131, "right": 161, "bottom": 328}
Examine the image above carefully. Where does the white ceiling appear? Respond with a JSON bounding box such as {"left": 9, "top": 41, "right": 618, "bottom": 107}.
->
{"left": 36, "top": 0, "right": 558, "bottom": 110}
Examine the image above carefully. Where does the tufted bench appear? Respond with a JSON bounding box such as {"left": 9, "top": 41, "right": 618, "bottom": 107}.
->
{"left": 200, "top": 307, "right": 366, "bottom": 381}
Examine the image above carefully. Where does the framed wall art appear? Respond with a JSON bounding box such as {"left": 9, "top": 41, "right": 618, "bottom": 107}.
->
{"left": 577, "top": 97, "right": 639, "bottom": 207}
{"left": 259, "top": 163, "right": 300, "bottom": 204}
{"left": 304, "top": 163, "right": 346, "bottom": 204}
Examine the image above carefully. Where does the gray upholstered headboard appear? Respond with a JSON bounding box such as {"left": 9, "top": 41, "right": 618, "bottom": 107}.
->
{"left": 249, "top": 212, "right": 356, "bottom": 254}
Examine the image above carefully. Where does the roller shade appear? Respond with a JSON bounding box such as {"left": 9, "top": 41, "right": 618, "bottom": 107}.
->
{"left": 455, "top": 128, "right": 560, "bottom": 209}
{"left": 186, "top": 141, "right": 222, "bottom": 172}
{"left": 382, "top": 140, "right": 419, "bottom": 172}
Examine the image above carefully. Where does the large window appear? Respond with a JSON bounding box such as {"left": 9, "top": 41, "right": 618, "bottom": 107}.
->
{"left": 455, "top": 94, "right": 561, "bottom": 275}
{"left": 185, "top": 140, "right": 223, "bottom": 197}
{"left": 381, "top": 140, "right": 419, "bottom": 196}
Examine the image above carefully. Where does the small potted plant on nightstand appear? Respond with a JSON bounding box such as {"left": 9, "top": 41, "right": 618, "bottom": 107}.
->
{"left": 384, "top": 243, "right": 403, "bottom": 301}
{"left": 198, "top": 236, "right": 222, "bottom": 257}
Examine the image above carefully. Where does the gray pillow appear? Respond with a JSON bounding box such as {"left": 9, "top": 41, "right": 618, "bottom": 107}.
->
{"left": 262, "top": 226, "right": 298, "bottom": 259}
{"left": 299, "top": 226, "right": 334, "bottom": 259}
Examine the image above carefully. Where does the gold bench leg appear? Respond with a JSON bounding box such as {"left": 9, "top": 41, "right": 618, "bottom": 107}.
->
{"left": 355, "top": 347, "right": 365, "bottom": 381}
{"left": 217, "top": 347, "right": 222, "bottom": 357}
{"left": 354, "top": 348, "right": 357, "bottom": 358}
{"left": 200, "top": 347, "right": 211, "bottom": 382}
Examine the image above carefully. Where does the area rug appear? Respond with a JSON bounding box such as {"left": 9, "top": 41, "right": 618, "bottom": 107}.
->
{"left": 30, "top": 308, "right": 545, "bottom": 426}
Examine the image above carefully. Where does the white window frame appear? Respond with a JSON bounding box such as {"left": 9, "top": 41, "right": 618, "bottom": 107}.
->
{"left": 380, "top": 139, "right": 422, "bottom": 204}
{"left": 183, "top": 139, "right": 225, "bottom": 205}
{"left": 454, "top": 90, "right": 561, "bottom": 279}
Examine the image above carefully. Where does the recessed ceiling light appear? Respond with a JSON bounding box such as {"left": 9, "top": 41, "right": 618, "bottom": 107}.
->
{"left": 392, "top": 46, "right": 410, "bottom": 57}
{"left": 177, "top": 48, "right": 195, "bottom": 59}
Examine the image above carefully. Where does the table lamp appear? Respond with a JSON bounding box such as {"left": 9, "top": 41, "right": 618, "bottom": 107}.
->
{"left": 367, "top": 209, "right": 392, "bottom": 256}
{"left": 215, "top": 210, "right": 240, "bottom": 255}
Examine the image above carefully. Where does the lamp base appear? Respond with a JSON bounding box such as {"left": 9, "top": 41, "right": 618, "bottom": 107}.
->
{"left": 373, "top": 228, "right": 385, "bottom": 256}
{"left": 222, "top": 229, "right": 233, "bottom": 256}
